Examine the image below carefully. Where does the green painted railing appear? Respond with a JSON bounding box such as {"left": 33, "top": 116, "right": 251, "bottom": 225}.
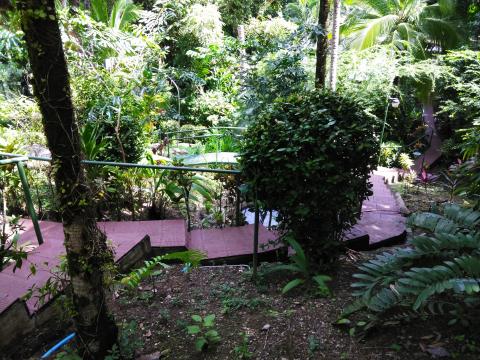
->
{"left": 0, "top": 152, "right": 258, "bottom": 250}
{"left": 0, "top": 156, "right": 44, "bottom": 245}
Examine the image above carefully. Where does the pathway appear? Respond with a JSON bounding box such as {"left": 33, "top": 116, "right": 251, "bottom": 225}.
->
{"left": 352, "top": 170, "right": 406, "bottom": 249}
{"left": 0, "top": 172, "right": 407, "bottom": 349}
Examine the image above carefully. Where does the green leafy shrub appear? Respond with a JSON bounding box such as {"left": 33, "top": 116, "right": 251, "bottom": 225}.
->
{"left": 337, "top": 47, "right": 423, "bottom": 144}
{"left": 342, "top": 204, "right": 480, "bottom": 332}
{"left": 72, "top": 57, "right": 169, "bottom": 163}
{"left": 187, "top": 41, "right": 240, "bottom": 90}
{"left": 456, "top": 157, "right": 480, "bottom": 209}
{"left": 180, "top": 3, "right": 224, "bottom": 47}
{"left": 379, "top": 141, "right": 401, "bottom": 167}
{"left": 436, "top": 50, "right": 480, "bottom": 147}
{"left": 0, "top": 27, "right": 28, "bottom": 95}
{"left": 0, "top": 217, "right": 27, "bottom": 272}
{"left": 240, "top": 90, "right": 379, "bottom": 269}
{"left": 244, "top": 17, "right": 297, "bottom": 54}
{"left": 265, "top": 237, "right": 332, "bottom": 295}
{"left": 240, "top": 42, "right": 309, "bottom": 124}
{"left": 398, "top": 153, "right": 414, "bottom": 171}
{"left": 105, "top": 321, "right": 143, "bottom": 360}
{"left": 187, "top": 314, "right": 221, "bottom": 352}
{"left": 216, "top": 0, "right": 259, "bottom": 34}
{"left": 185, "top": 90, "right": 235, "bottom": 126}
{"left": 0, "top": 95, "right": 44, "bottom": 144}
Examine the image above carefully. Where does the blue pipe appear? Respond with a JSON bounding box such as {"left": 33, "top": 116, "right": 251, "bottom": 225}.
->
{"left": 41, "top": 332, "right": 76, "bottom": 358}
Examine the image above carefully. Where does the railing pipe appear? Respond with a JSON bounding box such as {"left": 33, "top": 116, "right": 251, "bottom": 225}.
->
{"left": 0, "top": 157, "right": 44, "bottom": 245}
{"left": 252, "top": 187, "right": 259, "bottom": 280}
{"left": 0, "top": 152, "right": 241, "bottom": 175}
{"left": 163, "top": 126, "right": 246, "bottom": 137}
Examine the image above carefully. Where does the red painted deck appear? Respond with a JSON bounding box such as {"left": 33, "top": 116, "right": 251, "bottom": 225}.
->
{"left": 0, "top": 172, "right": 407, "bottom": 319}
{"left": 357, "top": 173, "right": 406, "bottom": 247}
{"left": 0, "top": 220, "right": 280, "bottom": 316}
{"left": 189, "top": 225, "right": 277, "bottom": 259}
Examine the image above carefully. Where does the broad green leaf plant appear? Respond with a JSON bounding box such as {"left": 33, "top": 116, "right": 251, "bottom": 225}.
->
{"left": 186, "top": 314, "right": 221, "bottom": 352}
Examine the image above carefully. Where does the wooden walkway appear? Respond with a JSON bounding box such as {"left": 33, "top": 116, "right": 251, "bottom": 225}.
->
{"left": 353, "top": 171, "right": 406, "bottom": 249}
{"left": 0, "top": 172, "right": 407, "bottom": 349}
{"left": 0, "top": 220, "right": 278, "bottom": 315}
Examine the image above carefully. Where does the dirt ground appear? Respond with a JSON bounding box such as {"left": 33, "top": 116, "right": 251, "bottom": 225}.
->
{"left": 5, "top": 180, "right": 480, "bottom": 360}
{"left": 104, "top": 260, "right": 480, "bottom": 360}
{"left": 5, "top": 254, "right": 480, "bottom": 360}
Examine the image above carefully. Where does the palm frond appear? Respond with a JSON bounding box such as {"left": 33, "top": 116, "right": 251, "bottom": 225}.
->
{"left": 90, "top": 0, "right": 109, "bottom": 24}
{"left": 349, "top": 14, "right": 399, "bottom": 49}
{"left": 344, "top": 0, "right": 392, "bottom": 16}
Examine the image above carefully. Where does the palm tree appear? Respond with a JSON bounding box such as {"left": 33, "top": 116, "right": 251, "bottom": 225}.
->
{"left": 343, "top": 0, "right": 462, "bottom": 58}
{"left": 315, "top": 0, "right": 330, "bottom": 87}
{"left": 329, "top": 0, "right": 341, "bottom": 90}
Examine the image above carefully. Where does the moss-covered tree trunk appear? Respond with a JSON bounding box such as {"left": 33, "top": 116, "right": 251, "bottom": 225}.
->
{"left": 315, "top": 0, "right": 330, "bottom": 88}
{"left": 18, "top": 0, "right": 117, "bottom": 358}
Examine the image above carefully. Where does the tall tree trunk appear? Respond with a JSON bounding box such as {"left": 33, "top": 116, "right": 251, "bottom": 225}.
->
{"left": 18, "top": 0, "right": 118, "bottom": 358}
{"left": 315, "top": 0, "right": 330, "bottom": 88}
{"left": 329, "top": 0, "right": 341, "bottom": 91}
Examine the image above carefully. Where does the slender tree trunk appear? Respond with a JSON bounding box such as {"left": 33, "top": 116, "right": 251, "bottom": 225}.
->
{"left": 18, "top": 0, "right": 118, "bottom": 358}
{"left": 315, "top": 0, "right": 330, "bottom": 88}
{"left": 329, "top": 0, "right": 341, "bottom": 91}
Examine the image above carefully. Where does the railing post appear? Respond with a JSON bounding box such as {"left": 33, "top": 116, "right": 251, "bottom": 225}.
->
{"left": 252, "top": 187, "right": 259, "bottom": 280}
{"left": 235, "top": 176, "right": 241, "bottom": 226}
{"left": 16, "top": 161, "right": 44, "bottom": 245}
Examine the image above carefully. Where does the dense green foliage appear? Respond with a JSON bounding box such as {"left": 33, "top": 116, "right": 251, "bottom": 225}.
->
{"left": 1, "top": 0, "right": 480, "bottom": 356}
{"left": 241, "top": 90, "right": 379, "bottom": 269}
{"left": 436, "top": 51, "right": 480, "bottom": 155}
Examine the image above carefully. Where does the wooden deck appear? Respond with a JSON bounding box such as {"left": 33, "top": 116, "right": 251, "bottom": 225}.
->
{"left": 0, "top": 172, "right": 407, "bottom": 349}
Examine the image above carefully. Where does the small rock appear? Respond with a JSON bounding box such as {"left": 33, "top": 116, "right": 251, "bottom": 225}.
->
{"left": 426, "top": 346, "right": 450, "bottom": 358}
{"left": 262, "top": 324, "right": 271, "bottom": 331}
{"left": 160, "top": 349, "right": 171, "bottom": 358}
{"left": 137, "top": 351, "right": 161, "bottom": 360}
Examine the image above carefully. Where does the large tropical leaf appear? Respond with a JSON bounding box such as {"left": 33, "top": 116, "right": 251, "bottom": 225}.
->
{"left": 90, "top": 0, "right": 109, "bottom": 24}
{"left": 344, "top": 0, "right": 392, "bottom": 16}
{"left": 343, "top": 0, "right": 462, "bottom": 57}
{"left": 109, "top": 0, "right": 139, "bottom": 30}
{"left": 90, "top": 0, "right": 138, "bottom": 31}
{"left": 349, "top": 14, "right": 399, "bottom": 49}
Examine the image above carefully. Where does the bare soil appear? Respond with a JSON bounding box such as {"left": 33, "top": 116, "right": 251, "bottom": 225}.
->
{"left": 106, "top": 257, "right": 480, "bottom": 360}
{"left": 6, "top": 252, "right": 480, "bottom": 360}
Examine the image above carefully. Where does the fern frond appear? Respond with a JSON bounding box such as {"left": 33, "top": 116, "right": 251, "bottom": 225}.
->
{"left": 344, "top": 205, "right": 480, "bottom": 329}
{"left": 120, "top": 250, "right": 206, "bottom": 288}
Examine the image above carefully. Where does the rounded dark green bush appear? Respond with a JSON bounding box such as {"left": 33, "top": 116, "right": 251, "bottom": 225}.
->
{"left": 240, "top": 90, "right": 379, "bottom": 270}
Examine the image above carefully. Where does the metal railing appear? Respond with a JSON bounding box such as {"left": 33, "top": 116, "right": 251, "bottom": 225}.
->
{"left": 0, "top": 156, "right": 44, "bottom": 245}
{"left": 0, "top": 152, "right": 255, "bottom": 248}
{"left": 159, "top": 127, "right": 246, "bottom": 158}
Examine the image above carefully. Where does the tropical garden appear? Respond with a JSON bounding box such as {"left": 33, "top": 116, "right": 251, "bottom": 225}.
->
{"left": 0, "top": 0, "right": 479, "bottom": 358}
